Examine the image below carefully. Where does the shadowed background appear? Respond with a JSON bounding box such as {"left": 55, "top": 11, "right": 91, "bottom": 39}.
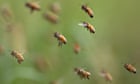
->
{"left": 0, "top": 0, "right": 140, "bottom": 84}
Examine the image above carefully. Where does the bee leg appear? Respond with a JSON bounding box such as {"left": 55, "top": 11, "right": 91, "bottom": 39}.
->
{"left": 17, "top": 60, "right": 21, "bottom": 64}
{"left": 87, "top": 75, "right": 90, "bottom": 79}
{"left": 58, "top": 42, "right": 62, "bottom": 46}
{"left": 80, "top": 75, "right": 84, "bottom": 79}
{"left": 30, "top": 8, "right": 34, "bottom": 13}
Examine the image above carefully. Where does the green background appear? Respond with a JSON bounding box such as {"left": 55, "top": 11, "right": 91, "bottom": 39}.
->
{"left": 0, "top": 0, "right": 140, "bottom": 84}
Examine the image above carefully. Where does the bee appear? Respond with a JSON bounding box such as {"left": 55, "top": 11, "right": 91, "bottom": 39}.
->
{"left": 11, "top": 50, "right": 24, "bottom": 64}
{"left": 81, "top": 5, "right": 94, "bottom": 18}
{"left": 54, "top": 32, "right": 67, "bottom": 46}
{"left": 49, "top": 2, "right": 61, "bottom": 14}
{"left": 74, "top": 67, "right": 91, "bottom": 79}
{"left": 74, "top": 43, "right": 80, "bottom": 54}
{"left": 1, "top": 5, "right": 13, "bottom": 22}
{"left": 25, "top": 1, "right": 40, "bottom": 13}
{"left": 34, "top": 57, "right": 48, "bottom": 72}
{"left": 100, "top": 70, "right": 113, "bottom": 82}
{"left": 124, "top": 64, "right": 136, "bottom": 74}
{"left": 44, "top": 12, "right": 59, "bottom": 24}
{"left": 78, "top": 21, "right": 95, "bottom": 33}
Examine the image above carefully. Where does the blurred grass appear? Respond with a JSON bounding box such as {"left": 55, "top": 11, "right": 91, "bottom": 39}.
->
{"left": 0, "top": 0, "right": 140, "bottom": 84}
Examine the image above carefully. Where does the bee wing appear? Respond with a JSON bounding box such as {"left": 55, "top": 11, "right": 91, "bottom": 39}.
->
{"left": 78, "top": 23, "right": 87, "bottom": 27}
{"left": 99, "top": 72, "right": 106, "bottom": 77}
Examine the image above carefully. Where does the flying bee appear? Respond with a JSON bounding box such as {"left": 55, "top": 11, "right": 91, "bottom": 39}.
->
{"left": 74, "top": 43, "right": 80, "bottom": 54}
{"left": 11, "top": 50, "right": 24, "bottom": 64}
{"left": 100, "top": 70, "right": 113, "bottom": 82}
{"left": 34, "top": 56, "right": 49, "bottom": 72}
{"left": 74, "top": 67, "right": 91, "bottom": 79}
{"left": 78, "top": 21, "right": 95, "bottom": 33}
{"left": 124, "top": 64, "right": 136, "bottom": 74}
{"left": 49, "top": 2, "right": 61, "bottom": 14}
{"left": 81, "top": 4, "right": 94, "bottom": 18}
{"left": 1, "top": 5, "right": 13, "bottom": 22}
{"left": 54, "top": 32, "right": 67, "bottom": 46}
{"left": 25, "top": 1, "right": 40, "bottom": 13}
{"left": 44, "top": 12, "right": 59, "bottom": 24}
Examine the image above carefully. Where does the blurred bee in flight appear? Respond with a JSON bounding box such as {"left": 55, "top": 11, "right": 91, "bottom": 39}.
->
{"left": 11, "top": 50, "right": 24, "bottom": 64}
{"left": 0, "top": 5, "right": 13, "bottom": 22}
{"left": 34, "top": 56, "right": 49, "bottom": 72}
{"left": 78, "top": 21, "right": 95, "bottom": 33}
{"left": 25, "top": 1, "right": 40, "bottom": 13}
{"left": 43, "top": 12, "right": 59, "bottom": 24}
{"left": 74, "top": 43, "right": 80, "bottom": 54}
{"left": 54, "top": 32, "right": 67, "bottom": 46}
{"left": 74, "top": 67, "right": 91, "bottom": 79}
{"left": 49, "top": 2, "right": 61, "bottom": 14}
{"left": 81, "top": 4, "right": 94, "bottom": 18}
{"left": 100, "top": 70, "right": 113, "bottom": 82}
{"left": 124, "top": 64, "right": 136, "bottom": 74}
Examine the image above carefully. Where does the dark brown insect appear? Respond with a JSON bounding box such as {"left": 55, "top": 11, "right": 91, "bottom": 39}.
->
{"left": 124, "top": 64, "right": 136, "bottom": 74}
{"left": 74, "top": 43, "right": 80, "bottom": 54}
{"left": 54, "top": 32, "right": 67, "bottom": 46}
{"left": 81, "top": 5, "right": 94, "bottom": 18}
{"left": 79, "top": 21, "right": 95, "bottom": 33}
{"left": 11, "top": 50, "right": 24, "bottom": 64}
{"left": 74, "top": 67, "right": 91, "bottom": 79}
{"left": 44, "top": 12, "right": 59, "bottom": 24}
{"left": 100, "top": 70, "right": 113, "bottom": 82}
{"left": 49, "top": 2, "right": 61, "bottom": 14}
{"left": 25, "top": 1, "right": 40, "bottom": 13}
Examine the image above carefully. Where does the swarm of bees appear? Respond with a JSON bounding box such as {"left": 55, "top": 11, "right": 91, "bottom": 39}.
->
{"left": 74, "top": 67, "right": 91, "bottom": 79}
{"left": 0, "top": 1, "right": 137, "bottom": 83}
{"left": 78, "top": 21, "right": 95, "bottom": 33}
{"left": 124, "top": 64, "right": 136, "bottom": 74}
{"left": 81, "top": 4, "right": 94, "bottom": 18}
{"left": 54, "top": 32, "right": 67, "bottom": 46}
{"left": 100, "top": 70, "right": 113, "bottom": 82}
{"left": 11, "top": 50, "right": 24, "bottom": 64}
{"left": 25, "top": 1, "right": 40, "bottom": 13}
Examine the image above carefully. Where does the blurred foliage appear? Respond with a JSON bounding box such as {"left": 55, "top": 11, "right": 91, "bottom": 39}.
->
{"left": 0, "top": 0, "right": 140, "bottom": 84}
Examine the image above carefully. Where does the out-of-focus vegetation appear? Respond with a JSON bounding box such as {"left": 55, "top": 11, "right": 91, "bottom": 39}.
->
{"left": 0, "top": 0, "right": 140, "bottom": 84}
